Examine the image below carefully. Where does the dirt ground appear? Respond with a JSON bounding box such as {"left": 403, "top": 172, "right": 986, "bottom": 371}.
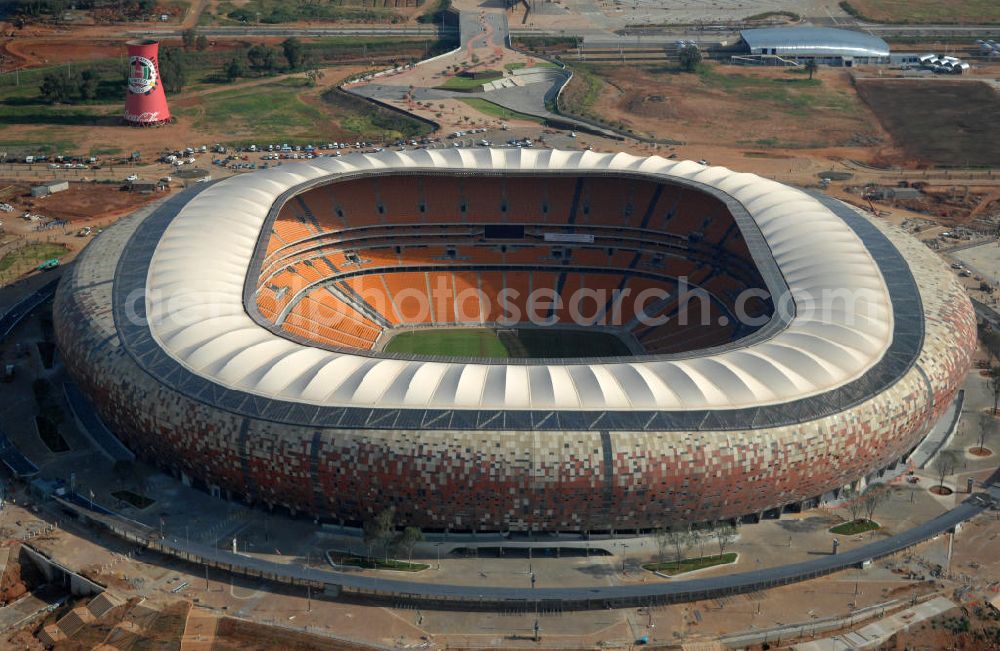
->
{"left": 565, "top": 64, "right": 899, "bottom": 163}
{"left": 212, "top": 617, "right": 382, "bottom": 650}
{"left": 9, "top": 182, "right": 163, "bottom": 223}
{"left": 856, "top": 79, "right": 1000, "bottom": 168}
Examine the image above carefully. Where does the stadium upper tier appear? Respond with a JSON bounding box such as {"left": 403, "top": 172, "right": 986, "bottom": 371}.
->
{"left": 254, "top": 172, "right": 767, "bottom": 356}
{"left": 143, "top": 150, "right": 891, "bottom": 412}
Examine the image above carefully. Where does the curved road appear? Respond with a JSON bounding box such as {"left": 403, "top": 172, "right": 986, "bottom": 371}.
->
{"left": 64, "top": 492, "right": 992, "bottom": 610}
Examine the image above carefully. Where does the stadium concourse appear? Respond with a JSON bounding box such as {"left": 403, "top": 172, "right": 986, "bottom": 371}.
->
{"left": 54, "top": 148, "right": 975, "bottom": 535}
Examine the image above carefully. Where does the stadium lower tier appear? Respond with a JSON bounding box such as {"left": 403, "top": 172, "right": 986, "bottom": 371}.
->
{"left": 53, "top": 195, "right": 976, "bottom": 532}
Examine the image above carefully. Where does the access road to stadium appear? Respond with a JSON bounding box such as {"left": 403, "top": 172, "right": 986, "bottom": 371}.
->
{"left": 345, "top": 9, "right": 625, "bottom": 139}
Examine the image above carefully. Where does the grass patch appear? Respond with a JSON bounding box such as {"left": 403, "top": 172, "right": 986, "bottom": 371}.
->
{"left": 177, "top": 77, "right": 432, "bottom": 143}
{"left": 217, "top": 0, "right": 404, "bottom": 24}
{"left": 0, "top": 242, "right": 69, "bottom": 276}
{"left": 0, "top": 139, "right": 79, "bottom": 156}
{"left": 385, "top": 328, "right": 509, "bottom": 357}
{"left": 35, "top": 416, "right": 69, "bottom": 453}
{"left": 322, "top": 88, "right": 432, "bottom": 141}
{"left": 560, "top": 63, "right": 604, "bottom": 117}
{"left": 436, "top": 74, "right": 503, "bottom": 91}
{"left": 417, "top": 0, "right": 451, "bottom": 23}
{"left": 830, "top": 519, "right": 880, "bottom": 535}
{"left": 111, "top": 490, "right": 156, "bottom": 509}
{"left": 459, "top": 98, "right": 544, "bottom": 123}
{"left": 643, "top": 553, "right": 737, "bottom": 576}
{"left": 179, "top": 78, "right": 324, "bottom": 136}
{"left": 331, "top": 554, "right": 429, "bottom": 571}
{"left": 504, "top": 62, "right": 526, "bottom": 71}
{"left": 383, "top": 327, "right": 632, "bottom": 359}
{"left": 746, "top": 10, "right": 800, "bottom": 21}
{"left": 694, "top": 66, "right": 852, "bottom": 117}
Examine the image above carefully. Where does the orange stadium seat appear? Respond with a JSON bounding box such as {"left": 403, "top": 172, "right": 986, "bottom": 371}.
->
{"left": 374, "top": 176, "right": 424, "bottom": 224}
{"left": 504, "top": 177, "right": 551, "bottom": 222}
{"left": 452, "top": 271, "right": 486, "bottom": 323}
{"left": 426, "top": 271, "right": 457, "bottom": 323}
{"left": 462, "top": 177, "right": 506, "bottom": 222}
{"left": 479, "top": 271, "right": 506, "bottom": 322}
{"left": 381, "top": 271, "right": 434, "bottom": 325}
{"left": 422, "top": 177, "right": 464, "bottom": 223}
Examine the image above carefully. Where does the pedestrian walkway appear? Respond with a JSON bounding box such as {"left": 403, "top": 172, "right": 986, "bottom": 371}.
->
{"left": 180, "top": 607, "right": 218, "bottom": 651}
{"left": 792, "top": 596, "right": 955, "bottom": 651}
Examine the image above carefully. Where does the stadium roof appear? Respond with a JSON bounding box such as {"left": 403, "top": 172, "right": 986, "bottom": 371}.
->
{"left": 138, "top": 150, "right": 895, "bottom": 413}
{"left": 740, "top": 27, "right": 890, "bottom": 58}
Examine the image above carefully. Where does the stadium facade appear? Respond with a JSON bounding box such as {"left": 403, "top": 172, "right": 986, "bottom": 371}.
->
{"left": 54, "top": 150, "right": 975, "bottom": 532}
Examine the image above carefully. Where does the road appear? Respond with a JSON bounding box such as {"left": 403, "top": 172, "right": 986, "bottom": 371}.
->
{"left": 62, "top": 490, "right": 994, "bottom": 610}
{"left": 129, "top": 26, "right": 453, "bottom": 38}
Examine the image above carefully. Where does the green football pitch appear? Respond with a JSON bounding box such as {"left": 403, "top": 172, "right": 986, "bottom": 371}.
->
{"left": 381, "top": 328, "right": 632, "bottom": 359}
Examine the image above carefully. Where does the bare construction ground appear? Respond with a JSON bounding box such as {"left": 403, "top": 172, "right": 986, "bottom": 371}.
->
{"left": 561, "top": 63, "right": 890, "bottom": 156}
{"left": 856, "top": 79, "right": 1000, "bottom": 168}
{"left": 842, "top": 0, "right": 1000, "bottom": 24}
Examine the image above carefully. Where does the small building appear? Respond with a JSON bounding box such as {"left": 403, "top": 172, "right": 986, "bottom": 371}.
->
{"left": 738, "top": 27, "right": 890, "bottom": 67}
{"left": 128, "top": 180, "right": 164, "bottom": 193}
{"left": 31, "top": 180, "right": 69, "bottom": 198}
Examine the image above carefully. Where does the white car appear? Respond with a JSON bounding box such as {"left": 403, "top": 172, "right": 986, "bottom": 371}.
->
{"left": 126, "top": 174, "right": 139, "bottom": 181}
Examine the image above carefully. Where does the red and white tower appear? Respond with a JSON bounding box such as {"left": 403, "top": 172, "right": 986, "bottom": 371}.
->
{"left": 124, "top": 39, "right": 171, "bottom": 126}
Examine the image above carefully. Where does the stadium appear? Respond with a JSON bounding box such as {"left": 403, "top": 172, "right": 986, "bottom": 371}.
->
{"left": 54, "top": 149, "right": 976, "bottom": 533}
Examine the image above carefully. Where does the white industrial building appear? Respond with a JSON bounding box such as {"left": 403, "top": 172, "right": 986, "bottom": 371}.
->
{"left": 738, "top": 27, "right": 890, "bottom": 67}
{"left": 31, "top": 181, "right": 69, "bottom": 198}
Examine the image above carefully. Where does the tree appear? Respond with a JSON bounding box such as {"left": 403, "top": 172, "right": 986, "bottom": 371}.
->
{"left": 653, "top": 528, "right": 670, "bottom": 563}
{"left": 39, "top": 72, "right": 73, "bottom": 104}
{"left": 988, "top": 365, "right": 1000, "bottom": 416}
{"left": 362, "top": 506, "right": 396, "bottom": 564}
{"left": 182, "top": 28, "right": 197, "bottom": 50}
{"left": 804, "top": 58, "right": 818, "bottom": 80}
{"left": 678, "top": 45, "right": 702, "bottom": 72}
{"left": 862, "top": 484, "right": 888, "bottom": 525}
{"left": 248, "top": 44, "right": 278, "bottom": 73}
{"left": 159, "top": 48, "right": 187, "bottom": 93}
{"left": 78, "top": 69, "right": 98, "bottom": 100}
{"left": 376, "top": 507, "right": 396, "bottom": 562}
{"left": 690, "top": 527, "right": 706, "bottom": 559}
{"left": 282, "top": 37, "right": 304, "bottom": 69}
{"left": 305, "top": 67, "right": 325, "bottom": 87}
{"left": 195, "top": 35, "right": 209, "bottom": 52}
{"left": 664, "top": 528, "right": 691, "bottom": 566}
{"left": 932, "top": 450, "right": 959, "bottom": 492}
{"left": 977, "top": 411, "right": 997, "bottom": 454}
{"left": 395, "top": 526, "right": 423, "bottom": 563}
{"left": 713, "top": 521, "right": 738, "bottom": 558}
{"left": 225, "top": 57, "right": 247, "bottom": 82}
{"left": 841, "top": 485, "right": 864, "bottom": 524}
{"left": 362, "top": 518, "right": 381, "bottom": 563}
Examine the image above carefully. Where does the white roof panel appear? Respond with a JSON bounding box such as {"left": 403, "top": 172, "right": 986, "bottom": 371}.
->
{"left": 143, "top": 149, "right": 893, "bottom": 411}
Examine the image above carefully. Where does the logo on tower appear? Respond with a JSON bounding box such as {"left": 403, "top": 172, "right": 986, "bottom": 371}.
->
{"left": 128, "top": 55, "right": 158, "bottom": 95}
